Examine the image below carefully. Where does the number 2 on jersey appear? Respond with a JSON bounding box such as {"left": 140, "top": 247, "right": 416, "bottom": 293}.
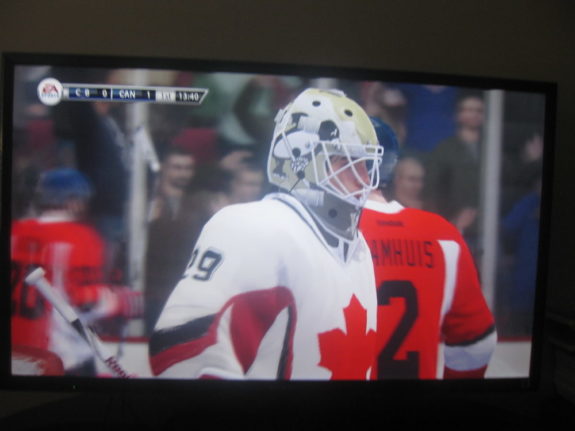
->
{"left": 376, "top": 280, "right": 420, "bottom": 379}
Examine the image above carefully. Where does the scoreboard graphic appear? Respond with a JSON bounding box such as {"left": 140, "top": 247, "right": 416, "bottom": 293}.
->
{"left": 37, "top": 77, "right": 209, "bottom": 106}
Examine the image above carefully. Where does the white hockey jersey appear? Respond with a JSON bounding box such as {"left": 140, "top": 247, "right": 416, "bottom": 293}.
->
{"left": 149, "top": 193, "right": 377, "bottom": 380}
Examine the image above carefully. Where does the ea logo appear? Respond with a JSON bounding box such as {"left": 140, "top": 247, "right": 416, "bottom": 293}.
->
{"left": 37, "top": 78, "right": 63, "bottom": 106}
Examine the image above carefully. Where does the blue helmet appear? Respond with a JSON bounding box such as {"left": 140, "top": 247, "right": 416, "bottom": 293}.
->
{"left": 370, "top": 117, "right": 399, "bottom": 187}
{"left": 37, "top": 168, "right": 92, "bottom": 208}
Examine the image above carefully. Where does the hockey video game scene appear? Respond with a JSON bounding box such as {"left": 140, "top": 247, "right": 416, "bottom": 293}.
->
{"left": 4, "top": 58, "right": 551, "bottom": 382}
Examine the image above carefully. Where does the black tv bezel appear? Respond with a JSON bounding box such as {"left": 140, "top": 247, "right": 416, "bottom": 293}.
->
{"left": 0, "top": 52, "right": 557, "bottom": 396}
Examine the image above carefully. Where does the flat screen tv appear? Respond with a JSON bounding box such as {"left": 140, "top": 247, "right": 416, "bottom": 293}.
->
{"left": 0, "top": 53, "right": 556, "bottom": 402}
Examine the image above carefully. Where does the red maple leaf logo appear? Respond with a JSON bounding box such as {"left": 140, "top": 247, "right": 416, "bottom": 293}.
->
{"left": 317, "top": 295, "right": 377, "bottom": 380}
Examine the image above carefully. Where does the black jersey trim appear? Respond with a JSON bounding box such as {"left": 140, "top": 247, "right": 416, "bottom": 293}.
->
{"left": 149, "top": 314, "right": 215, "bottom": 356}
{"left": 444, "top": 324, "right": 496, "bottom": 347}
{"left": 276, "top": 305, "right": 295, "bottom": 380}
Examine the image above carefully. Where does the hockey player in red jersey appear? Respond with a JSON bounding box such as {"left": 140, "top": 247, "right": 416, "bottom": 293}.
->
{"left": 11, "top": 169, "right": 142, "bottom": 376}
{"left": 359, "top": 118, "right": 496, "bottom": 379}
{"left": 150, "top": 89, "right": 383, "bottom": 380}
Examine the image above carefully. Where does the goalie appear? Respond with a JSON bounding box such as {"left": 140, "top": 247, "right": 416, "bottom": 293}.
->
{"left": 150, "top": 88, "right": 383, "bottom": 379}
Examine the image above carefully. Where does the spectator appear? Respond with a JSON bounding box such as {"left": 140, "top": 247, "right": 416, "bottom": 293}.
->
{"left": 226, "top": 157, "right": 266, "bottom": 205}
{"left": 391, "top": 156, "right": 426, "bottom": 209}
{"left": 361, "top": 81, "right": 407, "bottom": 145}
{"left": 424, "top": 93, "right": 485, "bottom": 249}
{"left": 144, "top": 147, "right": 201, "bottom": 335}
{"left": 393, "top": 84, "right": 458, "bottom": 153}
{"left": 501, "top": 129, "right": 544, "bottom": 216}
{"left": 500, "top": 177, "right": 542, "bottom": 337}
{"left": 148, "top": 147, "right": 196, "bottom": 222}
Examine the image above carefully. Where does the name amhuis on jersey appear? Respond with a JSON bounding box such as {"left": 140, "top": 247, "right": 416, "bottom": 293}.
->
{"left": 367, "top": 238, "right": 435, "bottom": 269}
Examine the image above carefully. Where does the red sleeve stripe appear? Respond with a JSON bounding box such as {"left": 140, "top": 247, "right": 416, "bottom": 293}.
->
{"left": 150, "top": 286, "right": 296, "bottom": 378}
{"left": 228, "top": 287, "right": 296, "bottom": 377}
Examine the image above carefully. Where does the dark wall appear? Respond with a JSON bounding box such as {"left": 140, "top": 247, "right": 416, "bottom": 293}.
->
{"left": 1, "top": 0, "right": 574, "bottom": 424}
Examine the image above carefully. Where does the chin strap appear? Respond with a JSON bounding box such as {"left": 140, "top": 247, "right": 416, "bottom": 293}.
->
{"left": 271, "top": 192, "right": 360, "bottom": 264}
{"left": 305, "top": 200, "right": 361, "bottom": 264}
{"left": 291, "top": 189, "right": 324, "bottom": 207}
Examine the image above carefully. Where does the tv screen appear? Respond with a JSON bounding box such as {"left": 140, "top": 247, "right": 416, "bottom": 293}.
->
{"left": 0, "top": 53, "right": 555, "bottom": 390}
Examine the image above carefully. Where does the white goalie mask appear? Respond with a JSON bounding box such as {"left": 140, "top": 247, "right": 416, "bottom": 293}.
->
{"left": 267, "top": 88, "right": 383, "bottom": 247}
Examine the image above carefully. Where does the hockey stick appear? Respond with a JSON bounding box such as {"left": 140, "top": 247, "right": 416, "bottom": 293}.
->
{"left": 24, "top": 267, "right": 132, "bottom": 378}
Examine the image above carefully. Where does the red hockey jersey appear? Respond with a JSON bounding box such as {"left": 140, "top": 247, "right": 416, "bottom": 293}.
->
{"left": 359, "top": 199, "right": 496, "bottom": 379}
{"left": 11, "top": 215, "right": 107, "bottom": 370}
